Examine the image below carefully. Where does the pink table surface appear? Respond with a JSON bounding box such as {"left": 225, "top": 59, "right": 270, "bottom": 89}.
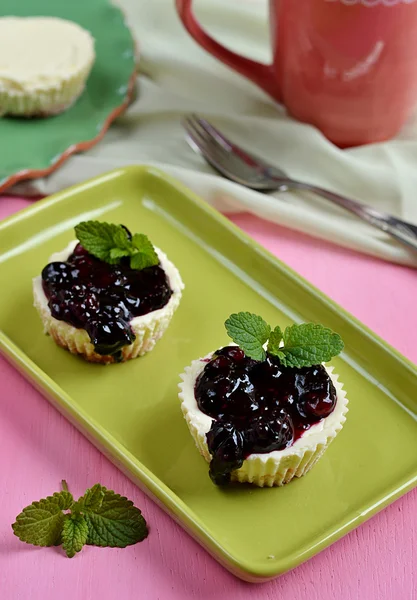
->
{"left": 1, "top": 195, "right": 416, "bottom": 600}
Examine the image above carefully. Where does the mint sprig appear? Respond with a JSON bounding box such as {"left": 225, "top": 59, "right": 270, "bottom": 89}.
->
{"left": 225, "top": 312, "right": 271, "bottom": 361}
{"left": 75, "top": 221, "right": 159, "bottom": 270}
{"left": 83, "top": 488, "right": 148, "bottom": 548}
{"left": 62, "top": 514, "right": 89, "bottom": 558}
{"left": 12, "top": 481, "right": 148, "bottom": 558}
{"left": 225, "top": 312, "right": 343, "bottom": 367}
{"left": 11, "top": 490, "right": 74, "bottom": 547}
{"left": 267, "top": 326, "right": 283, "bottom": 355}
{"left": 271, "top": 323, "right": 344, "bottom": 368}
{"left": 73, "top": 482, "right": 104, "bottom": 513}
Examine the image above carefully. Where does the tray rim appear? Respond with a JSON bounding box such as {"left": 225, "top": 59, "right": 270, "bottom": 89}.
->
{"left": 1, "top": 164, "right": 417, "bottom": 582}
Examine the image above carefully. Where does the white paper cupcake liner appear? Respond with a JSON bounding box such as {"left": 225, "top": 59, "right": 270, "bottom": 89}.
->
{"left": 0, "top": 62, "right": 93, "bottom": 117}
{"left": 33, "top": 242, "right": 184, "bottom": 364}
{"left": 179, "top": 355, "right": 348, "bottom": 487}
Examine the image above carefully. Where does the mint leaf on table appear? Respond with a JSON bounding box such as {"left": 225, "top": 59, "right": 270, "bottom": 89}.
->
{"left": 74, "top": 221, "right": 159, "bottom": 271}
{"left": 225, "top": 312, "right": 271, "bottom": 361}
{"left": 83, "top": 488, "right": 148, "bottom": 548}
{"left": 12, "top": 491, "right": 74, "bottom": 547}
{"left": 12, "top": 482, "right": 148, "bottom": 558}
{"left": 269, "top": 323, "right": 344, "bottom": 368}
{"left": 62, "top": 514, "right": 89, "bottom": 558}
{"left": 73, "top": 483, "right": 105, "bottom": 513}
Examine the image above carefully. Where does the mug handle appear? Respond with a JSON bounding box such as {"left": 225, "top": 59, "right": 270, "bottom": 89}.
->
{"left": 175, "top": 0, "right": 280, "bottom": 99}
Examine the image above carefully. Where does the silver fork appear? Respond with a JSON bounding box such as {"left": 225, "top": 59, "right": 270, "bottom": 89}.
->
{"left": 183, "top": 114, "right": 417, "bottom": 253}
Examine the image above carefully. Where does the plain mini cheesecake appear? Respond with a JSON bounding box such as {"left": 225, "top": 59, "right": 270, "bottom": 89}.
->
{"left": 33, "top": 221, "right": 184, "bottom": 364}
{"left": 0, "top": 16, "right": 95, "bottom": 117}
{"left": 179, "top": 313, "right": 348, "bottom": 487}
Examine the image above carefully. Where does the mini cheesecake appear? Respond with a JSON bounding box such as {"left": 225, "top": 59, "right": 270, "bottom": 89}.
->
{"left": 33, "top": 237, "right": 184, "bottom": 364}
{"left": 179, "top": 345, "right": 348, "bottom": 487}
{"left": 0, "top": 17, "right": 95, "bottom": 117}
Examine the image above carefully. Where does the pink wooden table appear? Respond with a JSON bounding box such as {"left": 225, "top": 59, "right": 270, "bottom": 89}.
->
{"left": 1, "top": 196, "right": 416, "bottom": 600}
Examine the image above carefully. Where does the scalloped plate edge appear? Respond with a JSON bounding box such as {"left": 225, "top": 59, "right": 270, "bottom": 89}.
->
{"left": 0, "top": 70, "right": 137, "bottom": 196}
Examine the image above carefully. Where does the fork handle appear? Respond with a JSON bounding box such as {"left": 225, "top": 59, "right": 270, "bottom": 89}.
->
{"left": 287, "top": 180, "right": 417, "bottom": 252}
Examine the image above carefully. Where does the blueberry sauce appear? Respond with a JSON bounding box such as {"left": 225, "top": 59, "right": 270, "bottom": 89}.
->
{"left": 195, "top": 346, "right": 337, "bottom": 485}
{"left": 41, "top": 233, "right": 172, "bottom": 359}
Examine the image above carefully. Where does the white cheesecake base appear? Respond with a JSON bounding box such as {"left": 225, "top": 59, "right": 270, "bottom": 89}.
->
{"left": 33, "top": 241, "right": 184, "bottom": 364}
{"left": 179, "top": 353, "right": 348, "bottom": 487}
{"left": 0, "top": 17, "right": 95, "bottom": 117}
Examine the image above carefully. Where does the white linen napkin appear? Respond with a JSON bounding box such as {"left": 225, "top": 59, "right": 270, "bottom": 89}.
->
{"left": 12, "top": 0, "right": 417, "bottom": 267}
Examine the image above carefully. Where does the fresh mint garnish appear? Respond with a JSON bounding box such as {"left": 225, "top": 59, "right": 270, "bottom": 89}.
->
{"left": 225, "top": 312, "right": 271, "bottom": 361}
{"left": 11, "top": 490, "right": 73, "bottom": 547}
{"left": 267, "top": 326, "right": 283, "bottom": 356}
{"left": 83, "top": 488, "right": 148, "bottom": 548}
{"left": 130, "top": 233, "right": 158, "bottom": 271}
{"left": 225, "top": 312, "right": 343, "bottom": 367}
{"left": 72, "top": 482, "right": 104, "bottom": 513}
{"left": 12, "top": 481, "right": 148, "bottom": 558}
{"left": 62, "top": 514, "right": 89, "bottom": 558}
{"left": 272, "top": 323, "right": 344, "bottom": 368}
{"left": 75, "top": 221, "right": 158, "bottom": 271}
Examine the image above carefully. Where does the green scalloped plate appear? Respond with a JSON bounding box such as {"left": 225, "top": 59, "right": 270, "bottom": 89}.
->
{"left": 1, "top": 166, "right": 417, "bottom": 582}
{"left": 0, "top": 0, "right": 136, "bottom": 193}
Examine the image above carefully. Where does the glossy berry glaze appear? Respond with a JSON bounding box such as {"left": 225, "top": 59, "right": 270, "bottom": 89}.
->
{"left": 41, "top": 234, "right": 172, "bottom": 360}
{"left": 195, "top": 346, "right": 337, "bottom": 485}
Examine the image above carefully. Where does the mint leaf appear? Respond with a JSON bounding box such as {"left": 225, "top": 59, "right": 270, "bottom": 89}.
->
{"left": 224, "top": 314, "right": 343, "bottom": 367}
{"left": 130, "top": 252, "right": 154, "bottom": 270}
{"left": 62, "top": 514, "right": 88, "bottom": 558}
{"left": 271, "top": 323, "right": 344, "bottom": 368}
{"left": 12, "top": 482, "right": 148, "bottom": 556}
{"left": 267, "top": 326, "right": 283, "bottom": 355}
{"left": 12, "top": 491, "right": 73, "bottom": 547}
{"left": 75, "top": 221, "right": 158, "bottom": 271}
{"left": 113, "top": 227, "right": 132, "bottom": 251}
{"left": 225, "top": 312, "right": 271, "bottom": 361}
{"left": 110, "top": 247, "right": 131, "bottom": 261}
{"left": 73, "top": 483, "right": 105, "bottom": 513}
{"left": 83, "top": 488, "right": 148, "bottom": 548}
{"left": 130, "top": 234, "right": 159, "bottom": 270}
{"left": 75, "top": 221, "right": 126, "bottom": 263}
{"left": 131, "top": 233, "right": 151, "bottom": 252}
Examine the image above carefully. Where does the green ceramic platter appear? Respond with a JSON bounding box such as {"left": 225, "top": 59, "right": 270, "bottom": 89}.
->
{"left": 1, "top": 166, "right": 417, "bottom": 582}
{"left": 0, "top": 0, "right": 136, "bottom": 193}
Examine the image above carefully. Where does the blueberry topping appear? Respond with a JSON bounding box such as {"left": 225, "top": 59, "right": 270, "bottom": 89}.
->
{"left": 248, "top": 411, "right": 294, "bottom": 454}
{"left": 41, "top": 262, "right": 72, "bottom": 286}
{"left": 206, "top": 422, "right": 245, "bottom": 485}
{"left": 41, "top": 236, "right": 173, "bottom": 357}
{"left": 195, "top": 347, "right": 337, "bottom": 484}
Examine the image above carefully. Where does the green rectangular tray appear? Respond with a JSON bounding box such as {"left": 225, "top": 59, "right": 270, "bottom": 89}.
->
{"left": 1, "top": 165, "right": 417, "bottom": 582}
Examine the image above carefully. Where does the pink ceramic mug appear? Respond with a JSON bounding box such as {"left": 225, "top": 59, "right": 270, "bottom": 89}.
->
{"left": 176, "top": 0, "right": 417, "bottom": 147}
